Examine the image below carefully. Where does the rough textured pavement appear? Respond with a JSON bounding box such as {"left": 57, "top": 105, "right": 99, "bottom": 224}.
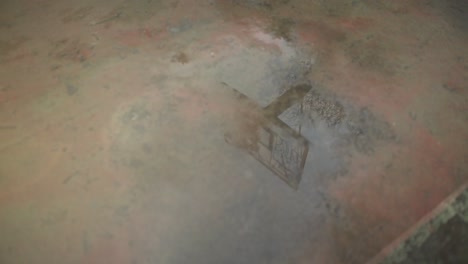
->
{"left": 0, "top": 0, "right": 467, "bottom": 263}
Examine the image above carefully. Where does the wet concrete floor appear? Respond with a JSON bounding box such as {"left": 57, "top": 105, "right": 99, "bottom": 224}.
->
{"left": 0, "top": 0, "right": 467, "bottom": 263}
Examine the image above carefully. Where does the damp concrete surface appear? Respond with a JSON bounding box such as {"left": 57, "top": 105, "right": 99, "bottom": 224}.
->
{"left": 0, "top": 0, "right": 467, "bottom": 263}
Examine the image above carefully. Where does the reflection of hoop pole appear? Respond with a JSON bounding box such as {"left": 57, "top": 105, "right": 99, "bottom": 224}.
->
{"left": 224, "top": 132, "right": 233, "bottom": 144}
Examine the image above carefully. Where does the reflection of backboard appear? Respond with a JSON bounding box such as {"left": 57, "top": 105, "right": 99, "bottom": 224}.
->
{"left": 224, "top": 84, "right": 311, "bottom": 189}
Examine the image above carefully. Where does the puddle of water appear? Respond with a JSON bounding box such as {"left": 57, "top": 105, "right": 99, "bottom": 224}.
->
{"left": 223, "top": 83, "right": 311, "bottom": 189}
{"left": 1, "top": 1, "right": 467, "bottom": 264}
{"left": 215, "top": 25, "right": 311, "bottom": 107}
{"left": 105, "top": 19, "right": 396, "bottom": 264}
{"left": 106, "top": 30, "right": 342, "bottom": 262}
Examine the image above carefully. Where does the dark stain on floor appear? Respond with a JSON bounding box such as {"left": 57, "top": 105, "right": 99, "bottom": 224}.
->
{"left": 66, "top": 84, "right": 79, "bottom": 96}
{"left": 344, "top": 35, "right": 396, "bottom": 75}
{"left": 171, "top": 52, "right": 189, "bottom": 64}
{"left": 268, "top": 17, "right": 295, "bottom": 41}
{"left": 0, "top": 36, "right": 29, "bottom": 58}
{"left": 436, "top": 0, "right": 468, "bottom": 32}
{"left": 345, "top": 107, "right": 396, "bottom": 154}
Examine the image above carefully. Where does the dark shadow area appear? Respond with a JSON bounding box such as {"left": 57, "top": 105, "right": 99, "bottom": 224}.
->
{"left": 373, "top": 186, "right": 468, "bottom": 264}
{"left": 445, "top": 0, "right": 468, "bottom": 32}
{"left": 399, "top": 216, "right": 468, "bottom": 264}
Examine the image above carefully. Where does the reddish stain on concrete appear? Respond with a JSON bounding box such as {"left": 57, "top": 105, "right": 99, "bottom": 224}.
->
{"left": 337, "top": 17, "right": 375, "bottom": 32}
{"left": 115, "top": 27, "right": 168, "bottom": 47}
{"left": 116, "top": 30, "right": 145, "bottom": 47}
{"left": 2, "top": 50, "right": 35, "bottom": 64}
{"left": 81, "top": 235, "right": 132, "bottom": 264}
{"left": 296, "top": 20, "right": 345, "bottom": 49}
{"left": 329, "top": 121, "right": 460, "bottom": 260}
{"left": 444, "top": 62, "right": 468, "bottom": 93}
{"left": 1, "top": 1, "right": 467, "bottom": 264}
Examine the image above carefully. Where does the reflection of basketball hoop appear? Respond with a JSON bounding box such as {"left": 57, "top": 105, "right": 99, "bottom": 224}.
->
{"left": 224, "top": 131, "right": 258, "bottom": 153}
{"left": 223, "top": 84, "right": 311, "bottom": 189}
{"left": 224, "top": 132, "right": 243, "bottom": 148}
{"left": 249, "top": 120, "right": 308, "bottom": 189}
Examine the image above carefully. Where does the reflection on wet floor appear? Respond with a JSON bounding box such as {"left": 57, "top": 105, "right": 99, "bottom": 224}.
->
{"left": 0, "top": 0, "right": 467, "bottom": 263}
{"left": 224, "top": 83, "right": 311, "bottom": 189}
